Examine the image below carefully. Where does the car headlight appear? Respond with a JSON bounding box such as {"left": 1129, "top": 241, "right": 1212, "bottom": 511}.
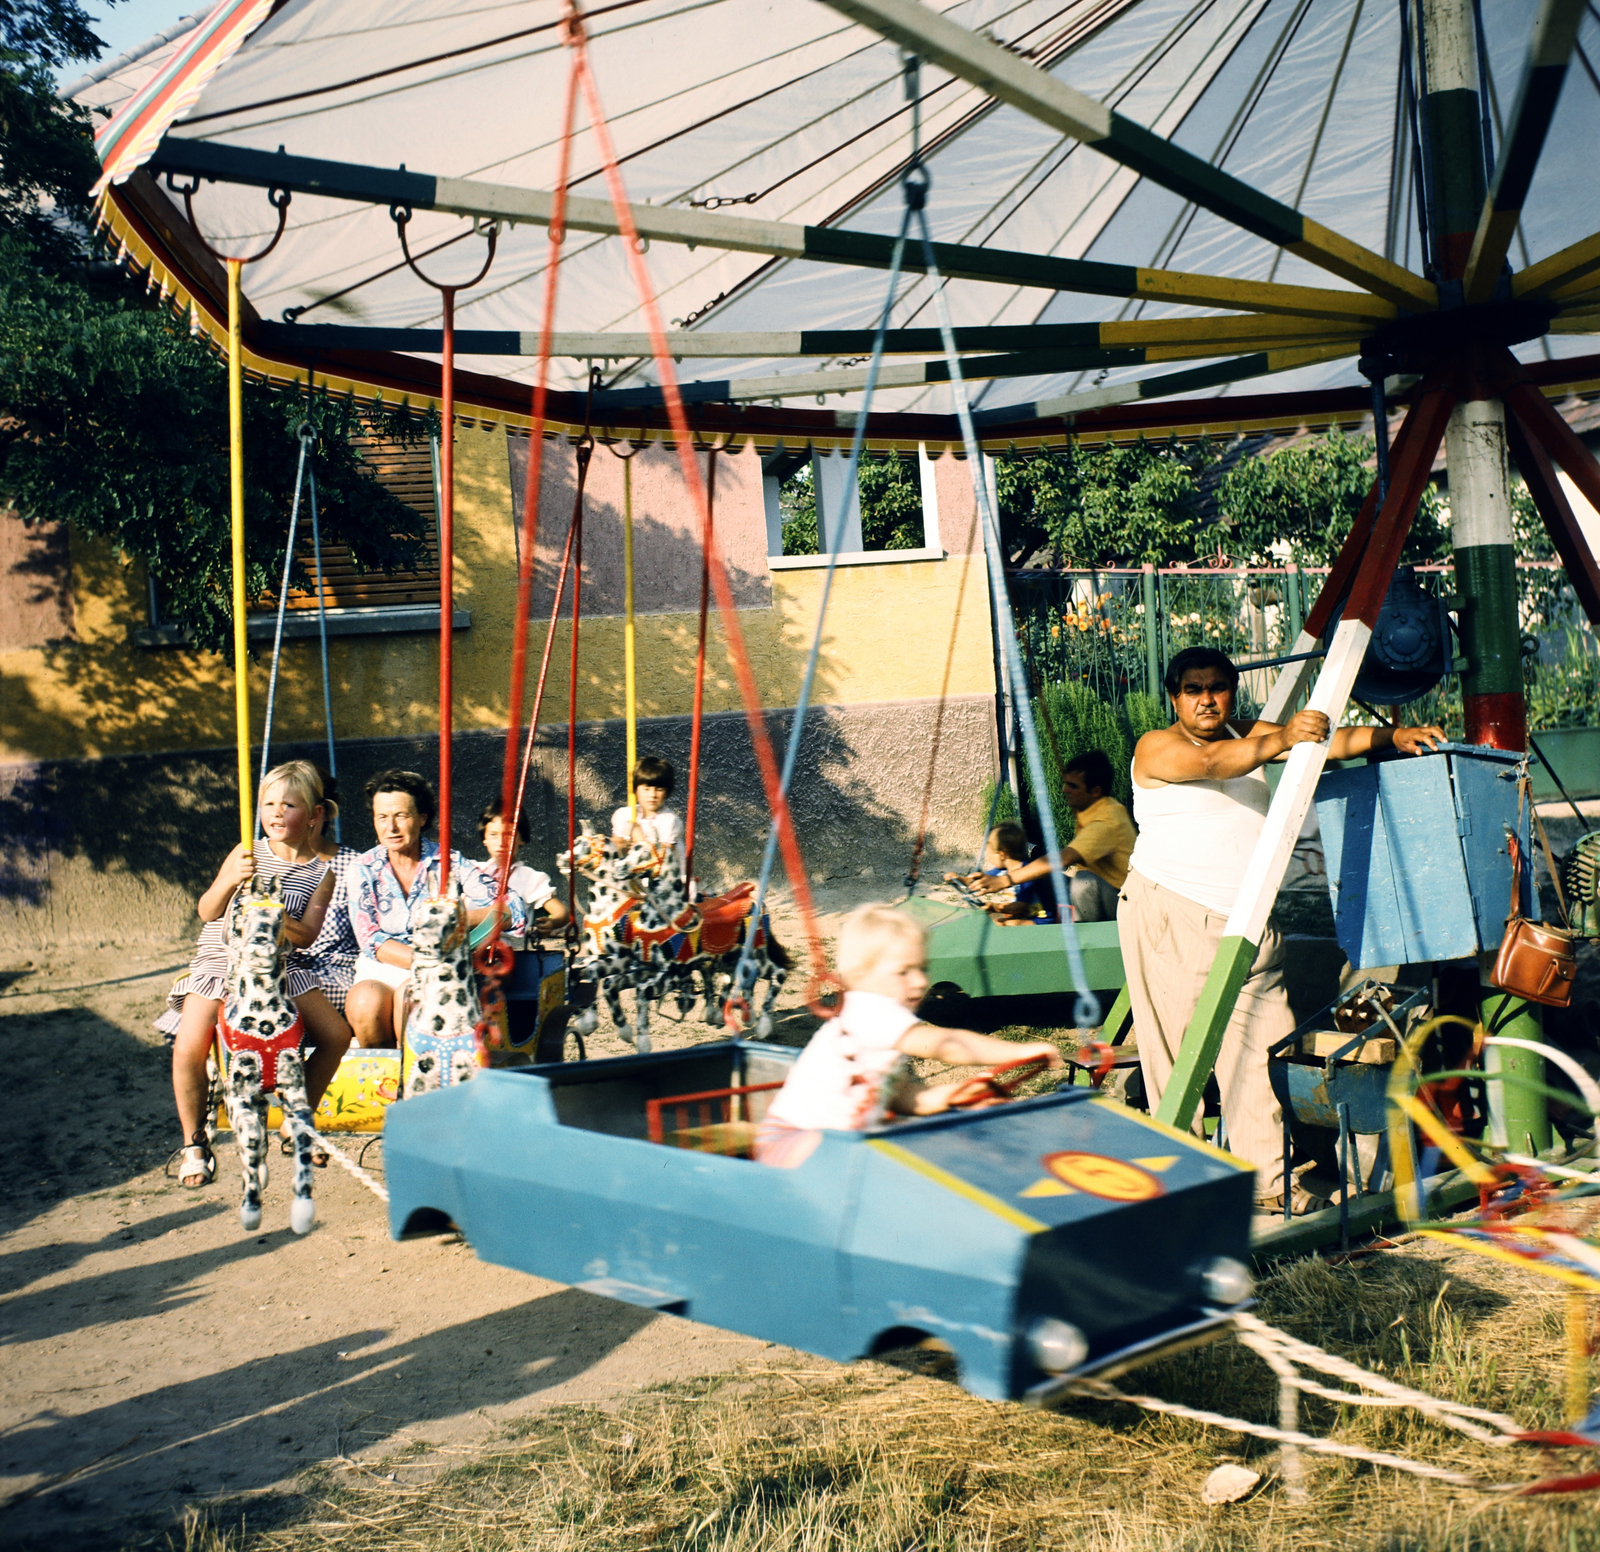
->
{"left": 1025, "top": 1317, "right": 1089, "bottom": 1375}
{"left": 1198, "top": 1256, "right": 1254, "bottom": 1307}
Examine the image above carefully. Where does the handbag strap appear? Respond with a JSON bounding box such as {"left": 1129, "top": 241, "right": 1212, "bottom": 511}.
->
{"left": 1532, "top": 803, "right": 1572, "bottom": 928}
{"left": 1506, "top": 779, "right": 1527, "bottom": 921}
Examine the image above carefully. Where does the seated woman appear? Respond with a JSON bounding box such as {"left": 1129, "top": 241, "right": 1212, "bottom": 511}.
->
{"left": 161, "top": 760, "right": 353, "bottom": 1189}
{"left": 478, "top": 796, "right": 570, "bottom": 945}
{"left": 345, "top": 769, "right": 527, "bottom": 1049}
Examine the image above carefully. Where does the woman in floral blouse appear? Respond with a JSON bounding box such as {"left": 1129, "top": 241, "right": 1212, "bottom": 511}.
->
{"left": 345, "top": 769, "right": 527, "bottom": 1048}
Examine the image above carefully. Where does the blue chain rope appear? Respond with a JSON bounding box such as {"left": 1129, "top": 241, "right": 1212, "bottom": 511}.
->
{"left": 257, "top": 422, "right": 316, "bottom": 829}
{"left": 900, "top": 54, "right": 1100, "bottom": 1030}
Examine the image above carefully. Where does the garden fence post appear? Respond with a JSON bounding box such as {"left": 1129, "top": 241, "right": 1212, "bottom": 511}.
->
{"left": 1285, "top": 563, "right": 1303, "bottom": 644}
{"left": 1141, "top": 563, "right": 1160, "bottom": 700}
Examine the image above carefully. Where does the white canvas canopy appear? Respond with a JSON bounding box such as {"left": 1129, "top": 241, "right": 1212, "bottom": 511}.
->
{"left": 80, "top": 0, "right": 1600, "bottom": 441}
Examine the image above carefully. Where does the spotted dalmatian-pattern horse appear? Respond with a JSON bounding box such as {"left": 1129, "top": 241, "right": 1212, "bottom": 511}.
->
{"left": 629, "top": 844, "right": 788, "bottom": 1038}
{"left": 403, "top": 867, "right": 490, "bottom": 1095}
{"left": 562, "top": 825, "right": 786, "bottom": 1046}
{"left": 561, "top": 825, "right": 663, "bottom": 1052}
{"left": 216, "top": 874, "right": 317, "bottom": 1235}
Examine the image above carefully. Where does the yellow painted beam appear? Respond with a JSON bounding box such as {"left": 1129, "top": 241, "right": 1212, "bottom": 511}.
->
{"left": 1512, "top": 230, "right": 1600, "bottom": 300}
{"left": 1288, "top": 220, "right": 1438, "bottom": 311}
{"left": 1133, "top": 268, "right": 1394, "bottom": 323}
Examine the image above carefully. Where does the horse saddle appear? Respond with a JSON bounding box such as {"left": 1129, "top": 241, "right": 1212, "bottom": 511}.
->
{"left": 697, "top": 885, "right": 760, "bottom": 958}
{"left": 218, "top": 1011, "right": 306, "bottom": 1092}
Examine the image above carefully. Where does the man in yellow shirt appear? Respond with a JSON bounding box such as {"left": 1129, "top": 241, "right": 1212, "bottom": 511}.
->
{"left": 972, "top": 751, "right": 1134, "bottom": 921}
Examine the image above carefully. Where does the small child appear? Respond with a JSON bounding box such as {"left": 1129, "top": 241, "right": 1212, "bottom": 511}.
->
{"left": 612, "top": 755, "right": 687, "bottom": 876}
{"left": 479, "top": 797, "right": 570, "bottom": 944}
{"left": 948, "top": 822, "right": 1056, "bottom": 925}
{"left": 753, "top": 904, "right": 1062, "bottom": 1167}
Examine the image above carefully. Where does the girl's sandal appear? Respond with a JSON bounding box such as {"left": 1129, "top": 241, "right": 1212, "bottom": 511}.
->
{"left": 280, "top": 1120, "right": 330, "bottom": 1168}
{"left": 171, "top": 1135, "right": 215, "bottom": 1189}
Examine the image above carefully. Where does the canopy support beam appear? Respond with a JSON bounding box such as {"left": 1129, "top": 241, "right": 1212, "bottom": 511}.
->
{"left": 816, "top": 0, "right": 1437, "bottom": 310}
{"left": 145, "top": 138, "right": 1396, "bottom": 325}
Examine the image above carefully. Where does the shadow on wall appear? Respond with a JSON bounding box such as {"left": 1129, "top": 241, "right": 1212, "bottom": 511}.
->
{"left": 1, "top": 440, "right": 994, "bottom": 945}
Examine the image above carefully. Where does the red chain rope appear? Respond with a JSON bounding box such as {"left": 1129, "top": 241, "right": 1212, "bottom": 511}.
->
{"left": 568, "top": 15, "right": 828, "bottom": 990}
{"left": 492, "top": 47, "right": 581, "bottom": 923}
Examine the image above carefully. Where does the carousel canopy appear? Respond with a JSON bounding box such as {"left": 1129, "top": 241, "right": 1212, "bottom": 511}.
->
{"left": 78, "top": 0, "right": 1600, "bottom": 447}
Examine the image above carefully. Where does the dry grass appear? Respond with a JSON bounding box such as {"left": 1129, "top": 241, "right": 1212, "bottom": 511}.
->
{"left": 160, "top": 1238, "right": 1600, "bottom": 1552}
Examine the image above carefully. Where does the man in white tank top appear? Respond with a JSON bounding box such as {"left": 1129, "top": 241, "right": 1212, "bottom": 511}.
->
{"left": 1119, "top": 647, "right": 1443, "bottom": 1211}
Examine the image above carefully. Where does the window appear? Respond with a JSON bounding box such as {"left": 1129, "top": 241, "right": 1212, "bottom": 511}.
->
{"left": 762, "top": 444, "right": 942, "bottom": 564}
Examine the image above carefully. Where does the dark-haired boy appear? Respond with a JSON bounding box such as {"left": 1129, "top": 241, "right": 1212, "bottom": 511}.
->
{"left": 969, "top": 750, "right": 1134, "bottom": 922}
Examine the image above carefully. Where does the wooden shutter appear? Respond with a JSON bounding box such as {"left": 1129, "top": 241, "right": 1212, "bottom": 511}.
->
{"left": 256, "top": 435, "right": 441, "bottom": 612}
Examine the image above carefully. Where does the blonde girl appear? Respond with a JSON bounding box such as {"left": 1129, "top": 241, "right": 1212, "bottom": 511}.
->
{"left": 163, "top": 761, "right": 353, "bottom": 1188}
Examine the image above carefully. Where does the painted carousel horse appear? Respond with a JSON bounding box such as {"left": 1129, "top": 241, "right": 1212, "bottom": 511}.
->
{"left": 560, "top": 825, "right": 663, "bottom": 1051}
{"left": 216, "top": 874, "right": 317, "bottom": 1235}
{"left": 402, "top": 867, "right": 490, "bottom": 1095}
{"left": 630, "top": 846, "right": 788, "bottom": 1037}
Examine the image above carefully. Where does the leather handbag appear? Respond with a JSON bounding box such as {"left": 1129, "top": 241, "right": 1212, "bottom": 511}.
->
{"left": 1490, "top": 788, "right": 1577, "bottom": 1008}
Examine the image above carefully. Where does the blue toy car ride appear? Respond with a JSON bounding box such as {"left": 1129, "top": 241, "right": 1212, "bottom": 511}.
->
{"left": 383, "top": 1040, "right": 1256, "bottom": 1403}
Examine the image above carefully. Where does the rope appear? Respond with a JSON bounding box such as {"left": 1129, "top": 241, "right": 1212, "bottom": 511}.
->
{"left": 1065, "top": 1375, "right": 1496, "bottom": 1488}
{"left": 900, "top": 55, "right": 1098, "bottom": 1029}
{"left": 904, "top": 477, "right": 977, "bottom": 896}
{"left": 283, "top": 1114, "right": 389, "bottom": 1204}
{"left": 684, "top": 447, "right": 716, "bottom": 879}
{"left": 307, "top": 457, "right": 339, "bottom": 841}
{"left": 392, "top": 207, "right": 499, "bottom": 889}
{"left": 622, "top": 448, "right": 638, "bottom": 824}
{"left": 566, "top": 432, "right": 593, "bottom": 917}
{"left": 568, "top": 16, "right": 835, "bottom": 1007}
{"left": 507, "top": 467, "right": 582, "bottom": 861}
{"left": 492, "top": 44, "right": 582, "bottom": 929}
{"left": 725, "top": 169, "right": 913, "bottom": 1019}
{"left": 257, "top": 421, "right": 315, "bottom": 823}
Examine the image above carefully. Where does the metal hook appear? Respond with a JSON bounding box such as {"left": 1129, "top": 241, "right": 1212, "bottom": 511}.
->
{"left": 394, "top": 209, "right": 498, "bottom": 295}
{"left": 181, "top": 181, "right": 291, "bottom": 266}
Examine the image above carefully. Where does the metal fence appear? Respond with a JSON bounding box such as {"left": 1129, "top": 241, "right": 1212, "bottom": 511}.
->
{"left": 1012, "top": 561, "right": 1598, "bottom": 737}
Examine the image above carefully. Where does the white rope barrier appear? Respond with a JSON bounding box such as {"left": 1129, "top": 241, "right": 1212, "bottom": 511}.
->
{"left": 1065, "top": 1375, "right": 1509, "bottom": 1489}
{"left": 285, "top": 1115, "right": 390, "bottom": 1204}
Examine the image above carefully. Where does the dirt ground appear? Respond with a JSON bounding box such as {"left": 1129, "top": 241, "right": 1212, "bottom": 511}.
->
{"left": 0, "top": 883, "right": 942, "bottom": 1549}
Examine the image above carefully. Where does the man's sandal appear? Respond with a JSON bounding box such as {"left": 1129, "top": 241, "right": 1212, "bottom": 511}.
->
{"left": 172, "top": 1135, "right": 215, "bottom": 1189}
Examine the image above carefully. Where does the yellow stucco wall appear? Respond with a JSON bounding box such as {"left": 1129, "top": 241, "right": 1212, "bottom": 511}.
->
{"left": 0, "top": 424, "right": 994, "bottom": 764}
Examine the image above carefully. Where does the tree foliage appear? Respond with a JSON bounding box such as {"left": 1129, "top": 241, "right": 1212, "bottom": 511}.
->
{"left": 1218, "top": 428, "right": 1448, "bottom": 567}
{"left": 0, "top": 2, "right": 434, "bottom": 652}
{"left": 994, "top": 429, "right": 1450, "bottom": 571}
{"left": 778, "top": 454, "right": 924, "bottom": 555}
{"left": 994, "top": 438, "right": 1219, "bottom": 567}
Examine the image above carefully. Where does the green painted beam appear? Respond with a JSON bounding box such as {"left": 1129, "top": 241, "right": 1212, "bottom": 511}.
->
{"left": 1152, "top": 934, "right": 1254, "bottom": 1132}
{"left": 1463, "top": 0, "right": 1586, "bottom": 303}
{"left": 145, "top": 139, "right": 1396, "bottom": 325}
{"left": 816, "top": 0, "right": 1435, "bottom": 309}
{"left": 1100, "top": 983, "right": 1134, "bottom": 1046}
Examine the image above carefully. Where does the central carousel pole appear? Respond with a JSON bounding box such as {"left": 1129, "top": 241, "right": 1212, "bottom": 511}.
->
{"left": 1420, "top": 0, "right": 1549, "bottom": 1153}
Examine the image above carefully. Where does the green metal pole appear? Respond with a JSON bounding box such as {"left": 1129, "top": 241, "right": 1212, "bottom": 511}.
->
{"left": 1419, "top": 0, "right": 1545, "bottom": 1147}
{"left": 1142, "top": 562, "right": 1160, "bottom": 701}
{"left": 1481, "top": 993, "right": 1554, "bottom": 1155}
{"left": 1284, "top": 562, "right": 1304, "bottom": 644}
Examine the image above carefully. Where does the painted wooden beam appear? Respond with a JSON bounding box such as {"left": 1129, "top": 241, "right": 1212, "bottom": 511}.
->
{"left": 817, "top": 0, "right": 1437, "bottom": 310}
{"left": 974, "top": 341, "right": 1357, "bottom": 426}
{"left": 1504, "top": 403, "right": 1600, "bottom": 628}
{"left": 601, "top": 336, "right": 1361, "bottom": 408}
{"left": 1512, "top": 231, "right": 1600, "bottom": 300}
{"left": 147, "top": 138, "right": 1397, "bottom": 326}
{"left": 1503, "top": 377, "right": 1600, "bottom": 628}
{"left": 1463, "top": 0, "right": 1586, "bottom": 305}
{"left": 258, "top": 313, "right": 1362, "bottom": 361}
{"left": 1154, "top": 386, "right": 1456, "bottom": 1134}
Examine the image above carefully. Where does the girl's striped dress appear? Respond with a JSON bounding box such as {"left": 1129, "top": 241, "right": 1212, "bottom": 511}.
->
{"left": 154, "top": 840, "right": 330, "bottom": 1039}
